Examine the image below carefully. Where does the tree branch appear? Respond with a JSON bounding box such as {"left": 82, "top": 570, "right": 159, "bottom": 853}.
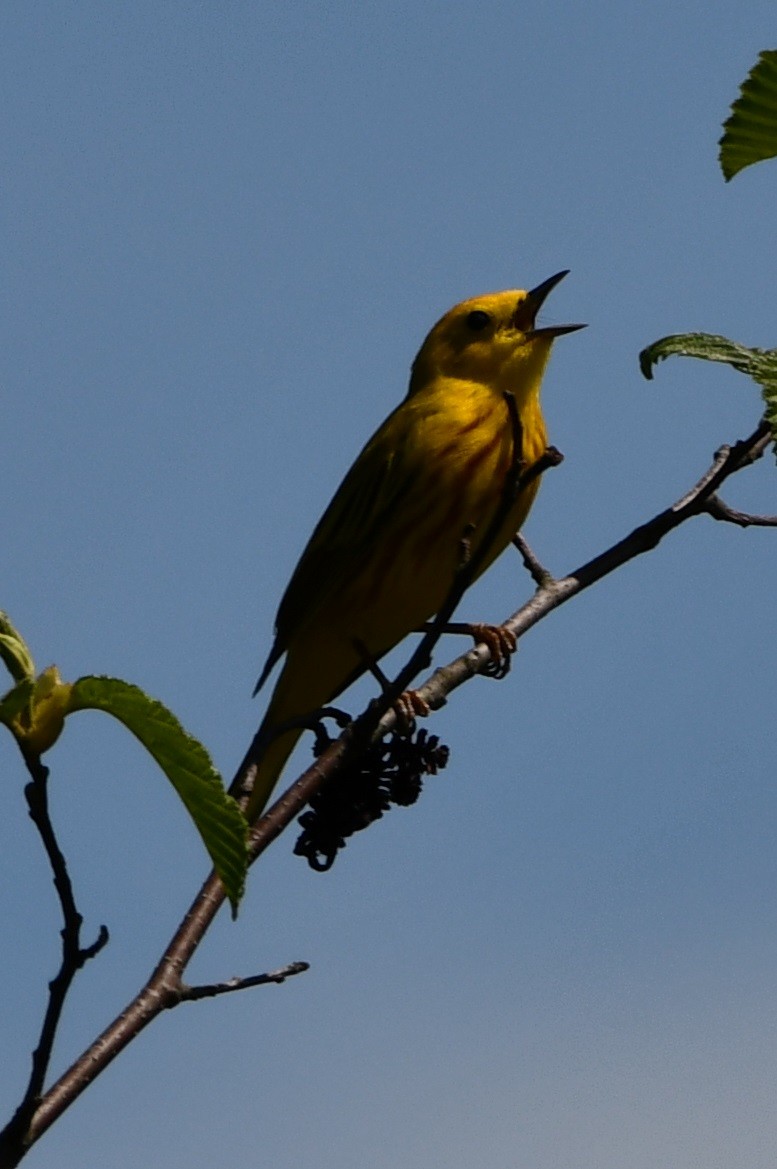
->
{"left": 512, "top": 533, "right": 555, "bottom": 586}
{"left": 13, "top": 415, "right": 774, "bottom": 1161}
{"left": 177, "top": 961, "right": 310, "bottom": 1003}
{"left": 0, "top": 755, "right": 109, "bottom": 1169}
{"left": 703, "top": 493, "right": 777, "bottom": 527}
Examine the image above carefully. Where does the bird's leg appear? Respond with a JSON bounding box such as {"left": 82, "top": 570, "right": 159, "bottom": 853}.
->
{"left": 263, "top": 707, "right": 353, "bottom": 738}
{"left": 414, "top": 620, "right": 516, "bottom": 679}
{"left": 353, "top": 638, "right": 392, "bottom": 691}
{"left": 254, "top": 707, "right": 354, "bottom": 767}
{"left": 353, "top": 638, "right": 430, "bottom": 732}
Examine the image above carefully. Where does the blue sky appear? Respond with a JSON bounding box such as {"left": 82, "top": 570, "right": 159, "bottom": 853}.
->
{"left": 3, "top": 3, "right": 777, "bottom": 1166}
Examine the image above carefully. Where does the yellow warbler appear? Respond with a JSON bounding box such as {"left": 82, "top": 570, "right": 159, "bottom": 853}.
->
{"left": 248, "top": 272, "right": 583, "bottom": 819}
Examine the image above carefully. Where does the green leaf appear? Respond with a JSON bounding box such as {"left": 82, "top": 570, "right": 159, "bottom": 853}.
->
{"left": 639, "top": 332, "right": 777, "bottom": 452}
{"left": 639, "top": 332, "right": 777, "bottom": 379}
{"left": 0, "top": 611, "right": 35, "bottom": 682}
{"left": 0, "top": 668, "right": 72, "bottom": 755}
{"left": 69, "top": 677, "right": 248, "bottom": 913}
{"left": 720, "top": 50, "right": 777, "bottom": 180}
{"left": 0, "top": 678, "right": 35, "bottom": 731}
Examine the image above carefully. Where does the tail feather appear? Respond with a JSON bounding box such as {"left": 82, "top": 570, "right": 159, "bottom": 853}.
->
{"left": 246, "top": 634, "right": 357, "bottom": 821}
{"left": 245, "top": 721, "right": 304, "bottom": 821}
{"left": 253, "top": 636, "right": 283, "bottom": 697}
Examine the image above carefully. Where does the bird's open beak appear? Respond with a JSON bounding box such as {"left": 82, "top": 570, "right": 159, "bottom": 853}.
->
{"left": 514, "top": 270, "right": 586, "bottom": 337}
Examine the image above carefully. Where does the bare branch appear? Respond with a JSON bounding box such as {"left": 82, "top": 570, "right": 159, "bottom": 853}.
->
{"left": 703, "top": 493, "right": 777, "bottom": 527}
{"left": 512, "top": 533, "right": 555, "bottom": 586}
{"left": 0, "top": 757, "right": 109, "bottom": 1169}
{"left": 178, "top": 962, "right": 310, "bottom": 1003}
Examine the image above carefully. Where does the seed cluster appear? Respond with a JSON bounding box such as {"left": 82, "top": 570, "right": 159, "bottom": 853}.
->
{"left": 294, "top": 727, "right": 449, "bottom": 871}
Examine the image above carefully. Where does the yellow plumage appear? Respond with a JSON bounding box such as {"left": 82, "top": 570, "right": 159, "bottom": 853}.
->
{"left": 248, "top": 272, "right": 582, "bottom": 819}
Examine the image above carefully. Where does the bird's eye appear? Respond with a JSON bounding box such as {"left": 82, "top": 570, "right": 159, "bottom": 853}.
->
{"left": 466, "top": 309, "right": 491, "bottom": 332}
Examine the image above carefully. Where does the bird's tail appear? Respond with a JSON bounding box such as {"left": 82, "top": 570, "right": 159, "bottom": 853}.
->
{"left": 244, "top": 643, "right": 338, "bottom": 821}
{"left": 245, "top": 630, "right": 365, "bottom": 822}
{"left": 244, "top": 719, "right": 304, "bottom": 822}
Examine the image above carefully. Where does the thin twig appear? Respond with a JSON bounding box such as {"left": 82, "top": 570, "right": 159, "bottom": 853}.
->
{"left": 703, "top": 493, "right": 777, "bottom": 527}
{"left": 512, "top": 533, "right": 555, "bottom": 586}
{"left": 0, "top": 757, "right": 109, "bottom": 1169}
{"left": 177, "top": 962, "right": 310, "bottom": 1003}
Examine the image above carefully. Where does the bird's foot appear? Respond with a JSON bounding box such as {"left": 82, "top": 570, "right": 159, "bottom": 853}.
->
{"left": 468, "top": 622, "right": 516, "bottom": 679}
{"left": 392, "top": 688, "right": 431, "bottom": 734}
{"left": 415, "top": 620, "right": 517, "bottom": 679}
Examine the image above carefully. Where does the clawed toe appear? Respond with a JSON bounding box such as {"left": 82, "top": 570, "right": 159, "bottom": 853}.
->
{"left": 393, "top": 688, "right": 431, "bottom": 733}
{"left": 468, "top": 622, "right": 516, "bottom": 680}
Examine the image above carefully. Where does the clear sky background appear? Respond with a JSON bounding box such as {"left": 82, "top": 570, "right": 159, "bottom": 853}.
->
{"left": 2, "top": 3, "right": 777, "bottom": 1167}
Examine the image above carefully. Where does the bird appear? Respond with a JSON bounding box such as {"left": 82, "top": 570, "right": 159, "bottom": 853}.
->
{"left": 247, "top": 271, "right": 583, "bottom": 820}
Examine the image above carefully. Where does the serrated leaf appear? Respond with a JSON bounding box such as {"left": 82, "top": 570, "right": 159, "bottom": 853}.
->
{"left": 639, "top": 332, "right": 777, "bottom": 458}
{"left": 761, "top": 378, "right": 777, "bottom": 441}
{"left": 639, "top": 332, "right": 776, "bottom": 379}
{"left": 720, "top": 50, "right": 777, "bottom": 180}
{"left": 69, "top": 677, "right": 248, "bottom": 912}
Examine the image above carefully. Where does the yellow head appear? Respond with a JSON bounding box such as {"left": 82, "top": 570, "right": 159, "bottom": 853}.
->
{"left": 408, "top": 270, "right": 584, "bottom": 398}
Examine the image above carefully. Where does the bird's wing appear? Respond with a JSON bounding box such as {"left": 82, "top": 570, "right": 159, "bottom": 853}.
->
{"left": 255, "top": 406, "right": 415, "bottom": 692}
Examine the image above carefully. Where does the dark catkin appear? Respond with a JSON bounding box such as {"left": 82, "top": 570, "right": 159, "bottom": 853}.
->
{"left": 294, "top": 727, "right": 449, "bottom": 871}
